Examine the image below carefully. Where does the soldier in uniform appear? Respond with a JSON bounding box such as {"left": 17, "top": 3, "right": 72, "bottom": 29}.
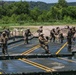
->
{"left": 56, "top": 27, "right": 60, "bottom": 34}
{"left": 0, "top": 32, "right": 8, "bottom": 55}
{"left": 4, "top": 28, "right": 10, "bottom": 38}
{"left": 72, "top": 27, "right": 76, "bottom": 41}
{"left": 59, "top": 32, "right": 64, "bottom": 43}
{"left": 67, "top": 28, "right": 72, "bottom": 52}
{"left": 12, "top": 28, "right": 17, "bottom": 41}
{"left": 38, "top": 33, "right": 50, "bottom": 54}
{"left": 24, "top": 28, "right": 32, "bottom": 44}
{"left": 67, "top": 26, "right": 70, "bottom": 29}
{"left": 50, "top": 29, "right": 55, "bottom": 42}
{"left": 37, "top": 26, "right": 43, "bottom": 36}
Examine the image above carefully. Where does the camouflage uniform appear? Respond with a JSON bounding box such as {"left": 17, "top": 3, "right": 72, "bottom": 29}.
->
{"left": 4, "top": 28, "right": 10, "bottom": 38}
{"left": 67, "top": 29, "right": 72, "bottom": 52}
{"left": 0, "top": 32, "right": 8, "bottom": 55}
{"left": 50, "top": 29, "right": 55, "bottom": 42}
{"left": 39, "top": 33, "right": 50, "bottom": 54}
{"left": 24, "top": 29, "right": 31, "bottom": 44}
{"left": 72, "top": 27, "right": 76, "bottom": 41}
{"left": 59, "top": 33, "right": 64, "bottom": 43}
{"left": 37, "top": 26, "right": 43, "bottom": 36}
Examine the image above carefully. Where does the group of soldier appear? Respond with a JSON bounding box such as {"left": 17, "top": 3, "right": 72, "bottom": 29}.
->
{"left": 50, "top": 27, "right": 64, "bottom": 43}
{"left": 38, "top": 26, "right": 76, "bottom": 54}
{"left": 0, "top": 28, "right": 33, "bottom": 56}
{"left": 0, "top": 26, "right": 76, "bottom": 55}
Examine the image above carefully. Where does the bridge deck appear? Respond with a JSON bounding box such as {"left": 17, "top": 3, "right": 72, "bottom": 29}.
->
{"left": 0, "top": 38, "right": 76, "bottom": 74}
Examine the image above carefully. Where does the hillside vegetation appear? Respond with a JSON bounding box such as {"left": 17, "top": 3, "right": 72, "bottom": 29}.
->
{"left": 0, "top": 0, "right": 76, "bottom": 26}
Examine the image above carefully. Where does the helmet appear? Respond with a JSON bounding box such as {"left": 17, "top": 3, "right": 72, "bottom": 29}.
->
{"left": 2, "top": 32, "right": 6, "bottom": 34}
{"left": 2, "top": 32, "right": 6, "bottom": 37}
{"left": 40, "top": 26, "right": 43, "bottom": 28}
{"left": 27, "top": 28, "right": 30, "bottom": 30}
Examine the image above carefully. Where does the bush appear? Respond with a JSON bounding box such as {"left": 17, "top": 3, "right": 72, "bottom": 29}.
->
{"left": 1, "top": 25, "right": 10, "bottom": 30}
{"left": 63, "top": 16, "right": 73, "bottom": 23}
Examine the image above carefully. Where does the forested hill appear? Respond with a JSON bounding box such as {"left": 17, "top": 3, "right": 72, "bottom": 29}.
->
{"left": 0, "top": 0, "right": 76, "bottom": 24}
{"left": 68, "top": 2, "right": 76, "bottom": 6}
{"left": 28, "top": 1, "right": 55, "bottom": 10}
{"left": 0, "top": 1, "right": 76, "bottom": 10}
{"left": 28, "top": 1, "right": 76, "bottom": 10}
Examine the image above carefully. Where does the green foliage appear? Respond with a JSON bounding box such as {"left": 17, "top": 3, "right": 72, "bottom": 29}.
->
{"left": 38, "top": 10, "right": 48, "bottom": 22}
{"left": 2, "top": 16, "right": 10, "bottom": 24}
{"left": 63, "top": 16, "right": 72, "bottom": 23}
{"left": 28, "top": 1, "right": 55, "bottom": 10}
{"left": 1, "top": 25, "right": 10, "bottom": 30}
{"left": 0, "top": 1, "right": 76, "bottom": 25}
{"left": 58, "top": 0, "right": 68, "bottom": 7}
{"left": 14, "top": 2, "right": 29, "bottom": 15}
{"left": 30, "top": 7, "right": 41, "bottom": 21}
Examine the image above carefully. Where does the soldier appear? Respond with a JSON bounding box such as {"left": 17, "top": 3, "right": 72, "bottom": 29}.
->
{"left": 72, "top": 27, "right": 76, "bottom": 41}
{"left": 37, "top": 26, "right": 43, "bottom": 36}
{"left": 4, "top": 28, "right": 10, "bottom": 38}
{"left": 24, "top": 28, "right": 32, "bottom": 44}
{"left": 50, "top": 29, "right": 55, "bottom": 42}
{"left": 39, "top": 33, "right": 50, "bottom": 54}
{"left": 56, "top": 27, "right": 60, "bottom": 34}
{"left": 55, "top": 27, "right": 61, "bottom": 43}
{"left": 0, "top": 32, "right": 8, "bottom": 55}
{"left": 67, "top": 26, "right": 70, "bottom": 29}
{"left": 55, "top": 34, "right": 59, "bottom": 43}
{"left": 59, "top": 32, "right": 64, "bottom": 43}
{"left": 12, "top": 28, "right": 17, "bottom": 41}
{"left": 67, "top": 28, "right": 72, "bottom": 52}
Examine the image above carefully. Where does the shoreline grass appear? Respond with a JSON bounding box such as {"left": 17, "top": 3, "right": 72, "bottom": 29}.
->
{"left": 0, "top": 21, "right": 76, "bottom": 26}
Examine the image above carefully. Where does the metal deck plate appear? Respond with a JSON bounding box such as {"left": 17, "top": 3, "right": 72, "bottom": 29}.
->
{"left": 0, "top": 38, "right": 75, "bottom": 74}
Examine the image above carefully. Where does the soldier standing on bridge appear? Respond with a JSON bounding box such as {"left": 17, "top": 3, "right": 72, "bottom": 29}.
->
{"left": 0, "top": 32, "right": 8, "bottom": 55}
{"left": 72, "top": 27, "right": 76, "bottom": 41}
{"left": 4, "top": 28, "right": 10, "bottom": 38}
{"left": 59, "top": 32, "right": 64, "bottom": 43}
{"left": 24, "top": 28, "right": 32, "bottom": 44}
{"left": 67, "top": 28, "right": 72, "bottom": 52}
{"left": 39, "top": 33, "right": 50, "bottom": 54}
{"left": 50, "top": 29, "right": 55, "bottom": 42}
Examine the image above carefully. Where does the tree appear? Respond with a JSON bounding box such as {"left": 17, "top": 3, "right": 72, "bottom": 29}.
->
{"left": 66, "top": 6, "right": 76, "bottom": 19}
{"left": 51, "top": 6, "right": 59, "bottom": 20}
{"left": 58, "top": 0, "right": 68, "bottom": 7}
{"left": 50, "top": 0, "right": 68, "bottom": 20}
{"left": 30, "top": 7, "right": 41, "bottom": 21}
{"left": 38, "top": 10, "right": 48, "bottom": 22}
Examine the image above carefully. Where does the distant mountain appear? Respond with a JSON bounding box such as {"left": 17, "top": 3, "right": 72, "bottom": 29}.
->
{"left": 28, "top": 1, "right": 55, "bottom": 10}
{"left": 28, "top": 1, "right": 76, "bottom": 10}
{"left": 68, "top": 2, "right": 76, "bottom": 6}
{"left": 0, "top": 1, "right": 76, "bottom": 10}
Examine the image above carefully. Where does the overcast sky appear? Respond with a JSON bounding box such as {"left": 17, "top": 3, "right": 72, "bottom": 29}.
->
{"left": 3, "top": 0, "right": 76, "bottom": 3}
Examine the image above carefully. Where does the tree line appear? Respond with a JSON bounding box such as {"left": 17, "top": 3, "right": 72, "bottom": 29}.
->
{"left": 0, "top": 0, "right": 76, "bottom": 24}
